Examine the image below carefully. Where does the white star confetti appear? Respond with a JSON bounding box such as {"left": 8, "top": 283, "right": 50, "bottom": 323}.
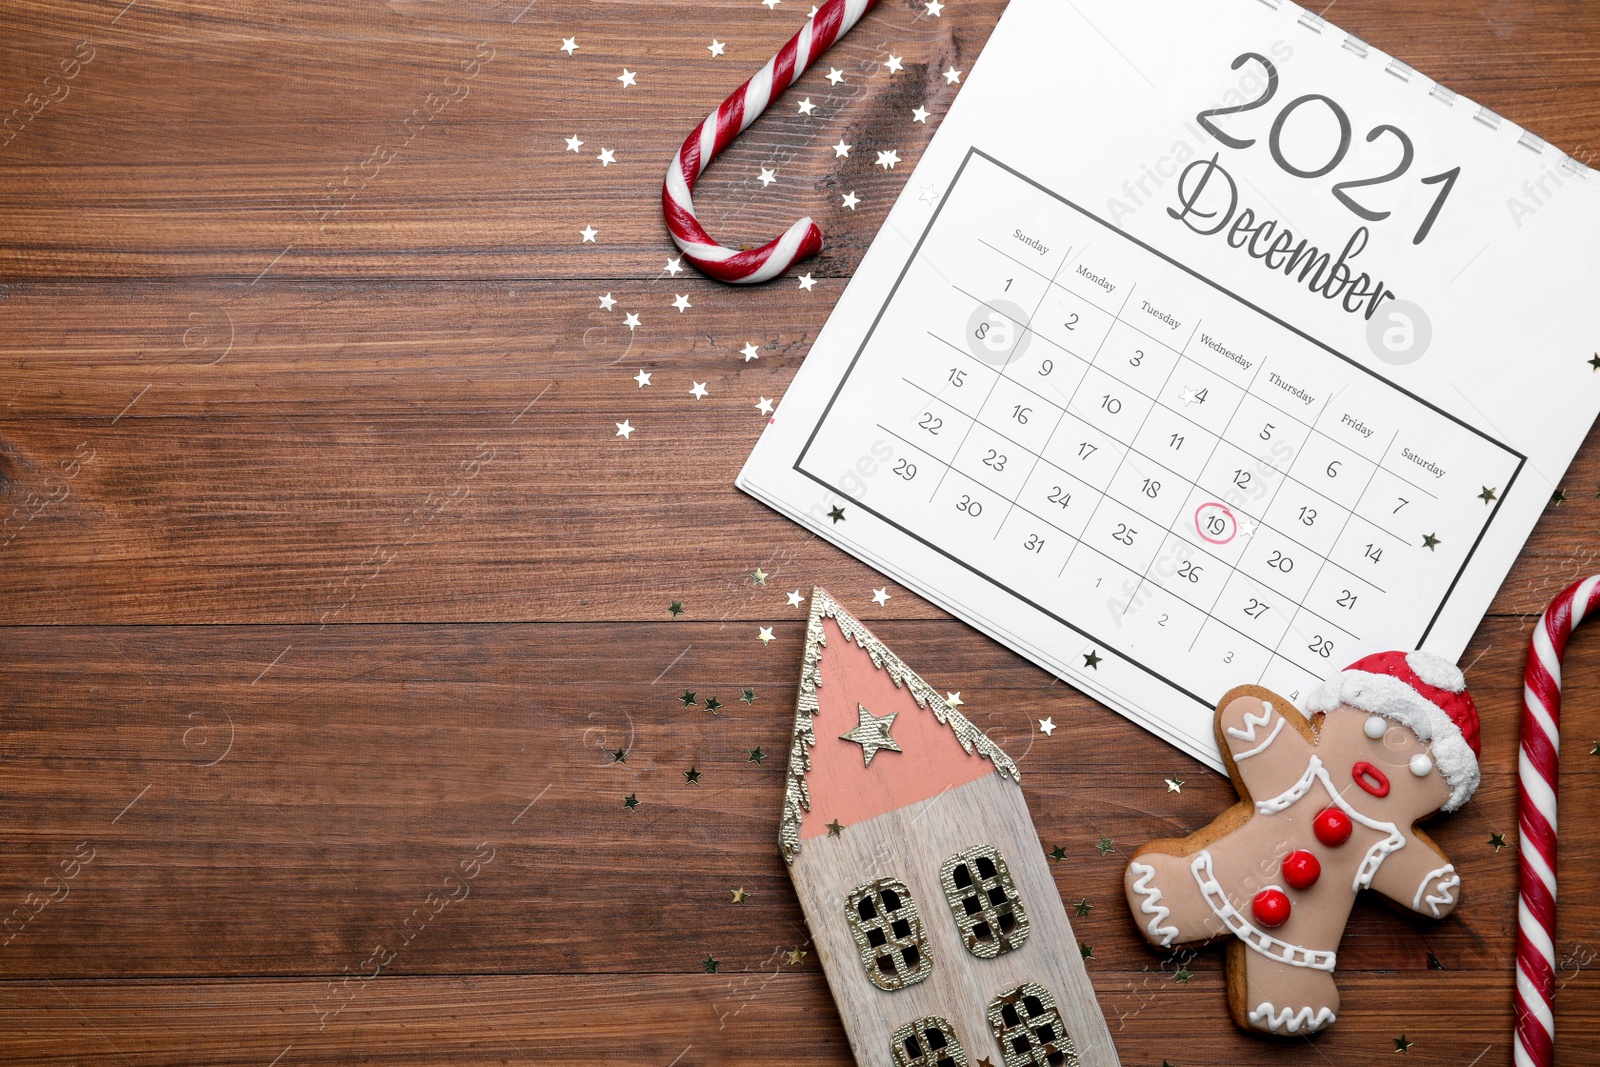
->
{"left": 580, "top": 225, "right": 598, "bottom": 242}
{"left": 596, "top": 147, "right": 616, "bottom": 166}
{"left": 797, "top": 273, "right": 816, "bottom": 291}
{"left": 633, "top": 370, "right": 652, "bottom": 387}
{"left": 919, "top": 185, "right": 939, "bottom": 205}
{"left": 943, "top": 67, "right": 962, "bottom": 84}
{"left": 1238, "top": 519, "right": 1259, "bottom": 538}
{"left": 598, "top": 292, "right": 617, "bottom": 310}
{"left": 758, "top": 626, "right": 775, "bottom": 644}
{"left": 708, "top": 39, "right": 726, "bottom": 57}
{"left": 672, "top": 294, "right": 692, "bottom": 312}
{"left": 665, "top": 257, "right": 683, "bottom": 276}
{"left": 1178, "top": 386, "right": 1200, "bottom": 406}
{"left": 624, "top": 312, "right": 641, "bottom": 330}
{"left": 758, "top": 167, "right": 777, "bottom": 187}
{"left": 912, "top": 106, "right": 930, "bottom": 123}
{"left": 762, "top": 0, "right": 780, "bottom": 8}
{"left": 740, "top": 342, "right": 761, "bottom": 362}
{"left": 618, "top": 68, "right": 637, "bottom": 88}
{"left": 690, "top": 381, "right": 708, "bottom": 399}
{"left": 832, "top": 139, "right": 852, "bottom": 158}
{"left": 1039, "top": 717, "right": 1056, "bottom": 736}
{"left": 615, "top": 419, "right": 634, "bottom": 439}
{"left": 560, "top": 37, "right": 579, "bottom": 55}
{"left": 841, "top": 191, "right": 861, "bottom": 210}
{"left": 797, "top": 97, "right": 816, "bottom": 115}
{"left": 787, "top": 590, "right": 804, "bottom": 608}
{"left": 565, "top": 135, "right": 584, "bottom": 152}
{"left": 871, "top": 587, "right": 891, "bottom": 605}
{"left": 875, "top": 149, "right": 900, "bottom": 169}
{"left": 884, "top": 54, "right": 904, "bottom": 74}
{"left": 756, "top": 396, "right": 775, "bottom": 415}
{"left": 826, "top": 67, "right": 845, "bottom": 85}
{"left": 925, "top": 0, "right": 943, "bottom": 14}
{"left": 945, "top": 692, "right": 963, "bottom": 707}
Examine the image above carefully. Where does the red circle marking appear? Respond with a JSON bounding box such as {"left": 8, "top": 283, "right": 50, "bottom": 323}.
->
{"left": 1194, "top": 502, "right": 1237, "bottom": 545}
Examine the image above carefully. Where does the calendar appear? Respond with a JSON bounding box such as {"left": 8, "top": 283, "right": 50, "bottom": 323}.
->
{"left": 739, "top": 0, "right": 1600, "bottom": 768}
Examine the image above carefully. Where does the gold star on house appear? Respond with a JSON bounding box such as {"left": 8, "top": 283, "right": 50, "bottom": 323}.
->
{"left": 1165, "top": 777, "right": 1184, "bottom": 793}
{"left": 684, "top": 767, "right": 701, "bottom": 785}
{"left": 826, "top": 818, "right": 844, "bottom": 836}
{"left": 1393, "top": 1034, "right": 1412, "bottom": 1054}
{"left": 748, "top": 747, "right": 765, "bottom": 765}
{"left": 1479, "top": 486, "right": 1497, "bottom": 504}
{"left": 1074, "top": 898, "right": 1093, "bottom": 917}
{"left": 1489, "top": 832, "right": 1508, "bottom": 852}
{"left": 839, "top": 703, "right": 902, "bottom": 766}
{"left": 730, "top": 886, "right": 748, "bottom": 904}
{"left": 668, "top": 601, "right": 685, "bottom": 617}
{"left": 1048, "top": 845, "right": 1067, "bottom": 862}
{"left": 751, "top": 568, "right": 768, "bottom": 586}
{"left": 786, "top": 946, "right": 807, "bottom": 965}
{"left": 1422, "top": 532, "right": 1441, "bottom": 550}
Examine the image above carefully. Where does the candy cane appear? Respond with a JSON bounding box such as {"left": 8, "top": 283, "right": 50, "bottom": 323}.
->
{"left": 663, "top": 0, "right": 882, "bottom": 283}
{"left": 1516, "top": 574, "right": 1600, "bottom": 1067}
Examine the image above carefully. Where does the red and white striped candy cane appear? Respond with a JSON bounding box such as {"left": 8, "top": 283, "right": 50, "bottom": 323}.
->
{"left": 1516, "top": 574, "right": 1600, "bottom": 1067}
{"left": 663, "top": 0, "right": 882, "bottom": 283}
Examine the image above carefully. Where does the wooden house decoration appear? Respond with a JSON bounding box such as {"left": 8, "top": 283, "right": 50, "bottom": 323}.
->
{"left": 782, "top": 588, "right": 1120, "bottom": 1067}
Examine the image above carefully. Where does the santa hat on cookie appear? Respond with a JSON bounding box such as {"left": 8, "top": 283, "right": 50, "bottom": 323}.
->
{"left": 1306, "top": 650, "right": 1481, "bottom": 812}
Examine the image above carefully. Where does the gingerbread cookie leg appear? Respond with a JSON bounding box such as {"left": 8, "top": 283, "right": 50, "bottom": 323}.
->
{"left": 1229, "top": 939, "right": 1340, "bottom": 1036}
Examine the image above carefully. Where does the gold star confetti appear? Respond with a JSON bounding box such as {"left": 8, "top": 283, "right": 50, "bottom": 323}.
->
{"left": 1074, "top": 898, "right": 1093, "bottom": 917}
{"left": 828, "top": 505, "right": 845, "bottom": 523}
{"left": 1393, "top": 1035, "right": 1412, "bottom": 1054}
{"left": 730, "top": 886, "right": 748, "bottom": 904}
{"left": 1480, "top": 486, "right": 1497, "bottom": 504}
{"left": 1096, "top": 835, "right": 1115, "bottom": 856}
{"left": 1422, "top": 532, "right": 1441, "bottom": 550}
{"left": 703, "top": 955, "right": 719, "bottom": 973}
{"left": 741, "top": 687, "right": 757, "bottom": 704}
{"left": 1489, "top": 832, "right": 1508, "bottom": 852}
{"left": 751, "top": 567, "right": 769, "bottom": 586}
{"left": 1592, "top": 740, "right": 1600, "bottom": 756}
{"left": 611, "top": 748, "right": 627, "bottom": 764}
{"left": 1174, "top": 965, "right": 1193, "bottom": 984}
{"left": 668, "top": 601, "right": 685, "bottom": 617}
{"left": 826, "top": 818, "right": 844, "bottom": 836}
{"left": 786, "top": 590, "right": 804, "bottom": 608}
{"left": 1165, "top": 777, "right": 1184, "bottom": 793}
{"left": 1079, "top": 941, "right": 1094, "bottom": 961}
{"left": 684, "top": 766, "right": 701, "bottom": 785}
{"left": 1048, "top": 845, "right": 1066, "bottom": 862}
{"left": 758, "top": 626, "right": 775, "bottom": 645}
{"left": 623, "top": 793, "right": 639, "bottom": 811}
{"left": 748, "top": 747, "right": 765, "bottom": 765}
{"left": 704, "top": 696, "right": 723, "bottom": 715}
{"left": 1083, "top": 649, "right": 1102, "bottom": 668}
{"left": 680, "top": 690, "right": 697, "bottom": 707}
{"left": 1552, "top": 488, "right": 1568, "bottom": 506}
{"left": 786, "top": 946, "right": 807, "bottom": 965}
{"left": 1590, "top": 353, "right": 1600, "bottom": 371}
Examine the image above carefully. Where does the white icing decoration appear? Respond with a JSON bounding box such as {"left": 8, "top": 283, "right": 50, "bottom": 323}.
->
{"left": 1225, "top": 701, "right": 1275, "bottom": 741}
{"left": 1233, "top": 717, "right": 1285, "bottom": 760}
{"left": 1249, "top": 1002, "right": 1337, "bottom": 1034}
{"left": 1413, "top": 864, "right": 1460, "bottom": 917}
{"left": 1406, "top": 649, "right": 1465, "bottom": 692}
{"left": 1127, "top": 862, "right": 1180, "bottom": 947}
{"left": 1410, "top": 752, "right": 1435, "bottom": 777}
{"left": 1364, "top": 714, "right": 1388, "bottom": 739}
{"left": 1255, "top": 756, "right": 1405, "bottom": 889}
{"left": 1189, "top": 850, "right": 1336, "bottom": 971}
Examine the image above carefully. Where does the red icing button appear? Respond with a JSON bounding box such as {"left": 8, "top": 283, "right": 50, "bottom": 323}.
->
{"left": 1283, "top": 849, "right": 1321, "bottom": 891}
{"left": 1252, "top": 888, "right": 1291, "bottom": 928}
{"left": 1313, "top": 806, "right": 1353, "bottom": 847}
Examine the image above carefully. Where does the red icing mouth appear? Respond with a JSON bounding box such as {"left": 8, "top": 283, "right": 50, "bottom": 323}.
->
{"left": 1352, "top": 761, "right": 1390, "bottom": 797}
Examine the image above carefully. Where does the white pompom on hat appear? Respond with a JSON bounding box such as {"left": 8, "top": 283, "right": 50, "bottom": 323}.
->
{"left": 1306, "top": 649, "right": 1481, "bottom": 812}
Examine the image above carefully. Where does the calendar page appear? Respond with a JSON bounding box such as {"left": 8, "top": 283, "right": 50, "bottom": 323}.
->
{"left": 739, "top": 0, "right": 1600, "bottom": 769}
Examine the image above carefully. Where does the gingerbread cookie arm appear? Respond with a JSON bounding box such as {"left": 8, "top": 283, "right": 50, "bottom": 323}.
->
{"left": 1367, "top": 825, "right": 1460, "bottom": 918}
{"left": 1214, "top": 687, "right": 1316, "bottom": 803}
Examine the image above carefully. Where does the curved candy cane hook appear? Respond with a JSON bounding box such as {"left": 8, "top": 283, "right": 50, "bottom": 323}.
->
{"left": 663, "top": 0, "right": 882, "bottom": 283}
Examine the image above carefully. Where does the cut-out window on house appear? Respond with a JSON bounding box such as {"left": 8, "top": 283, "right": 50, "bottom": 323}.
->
{"left": 844, "top": 877, "right": 933, "bottom": 990}
{"left": 889, "top": 1015, "right": 968, "bottom": 1067}
{"left": 940, "top": 844, "right": 1029, "bottom": 958}
{"left": 986, "top": 982, "right": 1078, "bottom": 1067}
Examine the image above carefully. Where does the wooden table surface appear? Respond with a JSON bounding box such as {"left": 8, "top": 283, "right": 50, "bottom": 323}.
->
{"left": 2, "top": 1, "right": 1598, "bottom": 1063}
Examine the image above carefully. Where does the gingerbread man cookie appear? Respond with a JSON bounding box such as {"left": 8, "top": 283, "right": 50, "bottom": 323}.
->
{"left": 1123, "top": 650, "right": 1481, "bottom": 1036}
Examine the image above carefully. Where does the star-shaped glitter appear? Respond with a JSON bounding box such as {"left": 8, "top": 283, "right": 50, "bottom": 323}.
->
{"left": 633, "top": 369, "right": 652, "bottom": 388}
{"left": 1049, "top": 845, "right": 1067, "bottom": 862}
{"left": 680, "top": 690, "right": 697, "bottom": 707}
{"left": 797, "top": 97, "right": 816, "bottom": 115}
{"left": 1074, "top": 898, "right": 1093, "bottom": 917}
{"left": 1095, "top": 835, "right": 1115, "bottom": 856}
{"left": 1174, "top": 965, "right": 1193, "bottom": 984}
{"left": 684, "top": 766, "right": 702, "bottom": 785}
{"left": 1479, "top": 486, "right": 1497, "bottom": 504}
{"left": 565, "top": 135, "right": 584, "bottom": 152}
{"left": 841, "top": 191, "right": 861, "bottom": 210}
{"left": 611, "top": 748, "right": 627, "bottom": 763}
{"left": 703, "top": 955, "right": 719, "bottom": 973}
{"left": 831, "top": 139, "right": 852, "bottom": 159}
{"left": 840, "top": 703, "right": 902, "bottom": 766}
{"left": 740, "top": 342, "right": 761, "bottom": 361}
{"left": 673, "top": 294, "right": 692, "bottom": 313}
{"left": 758, "top": 626, "right": 775, "bottom": 645}
{"left": 580, "top": 225, "right": 598, "bottom": 243}
{"left": 1593, "top": 740, "right": 1600, "bottom": 756}
{"left": 876, "top": 149, "right": 900, "bottom": 169}
{"left": 623, "top": 312, "right": 641, "bottom": 330}
{"left": 708, "top": 39, "right": 726, "bottom": 56}
{"left": 730, "top": 886, "right": 747, "bottom": 903}
{"left": 1489, "top": 832, "right": 1507, "bottom": 852}
{"left": 786, "top": 946, "right": 807, "bottom": 964}
{"left": 596, "top": 147, "right": 616, "bottom": 166}
{"left": 1080, "top": 942, "right": 1095, "bottom": 961}
{"left": 828, "top": 505, "right": 845, "bottom": 522}
{"left": 912, "top": 106, "right": 930, "bottom": 123}
{"left": 1039, "top": 717, "right": 1056, "bottom": 736}
{"left": 826, "top": 67, "right": 844, "bottom": 84}
{"left": 1422, "top": 532, "right": 1441, "bottom": 550}
{"left": 1552, "top": 488, "right": 1568, "bottom": 506}
{"left": 741, "top": 687, "right": 757, "bottom": 704}
{"left": 748, "top": 747, "right": 765, "bottom": 765}
{"left": 560, "top": 36, "right": 578, "bottom": 55}
{"left": 884, "top": 54, "right": 903, "bottom": 73}
{"left": 704, "top": 696, "right": 723, "bottom": 714}
{"left": 1394, "top": 1035, "right": 1412, "bottom": 1054}
{"left": 598, "top": 292, "right": 617, "bottom": 310}
{"left": 787, "top": 590, "right": 804, "bottom": 608}
{"left": 614, "top": 419, "right": 634, "bottom": 439}
{"left": 1083, "top": 649, "right": 1102, "bottom": 668}
{"left": 1165, "top": 777, "right": 1184, "bottom": 793}
{"left": 758, "top": 166, "right": 777, "bottom": 187}
{"left": 826, "top": 818, "right": 844, "bottom": 836}
{"left": 751, "top": 568, "right": 768, "bottom": 585}
{"left": 1589, "top": 352, "right": 1600, "bottom": 371}
{"left": 871, "top": 587, "right": 890, "bottom": 605}
{"left": 925, "top": 0, "right": 943, "bottom": 13}
{"left": 943, "top": 66, "right": 962, "bottom": 84}
{"left": 756, "top": 397, "right": 775, "bottom": 416}
{"left": 617, "top": 69, "right": 637, "bottom": 88}
{"left": 798, "top": 274, "right": 816, "bottom": 291}
{"left": 689, "top": 381, "right": 708, "bottom": 399}
{"left": 945, "top": 692, "right": 962, "bottom": 707}
{"left": 667, "top": 600, "right": 684, "bottom": 617}
{"left": 624, "top": 793, "right": 639, "bottom": 811}
{"left": 665, "top": 256, "right": 683, "bottom": 276}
